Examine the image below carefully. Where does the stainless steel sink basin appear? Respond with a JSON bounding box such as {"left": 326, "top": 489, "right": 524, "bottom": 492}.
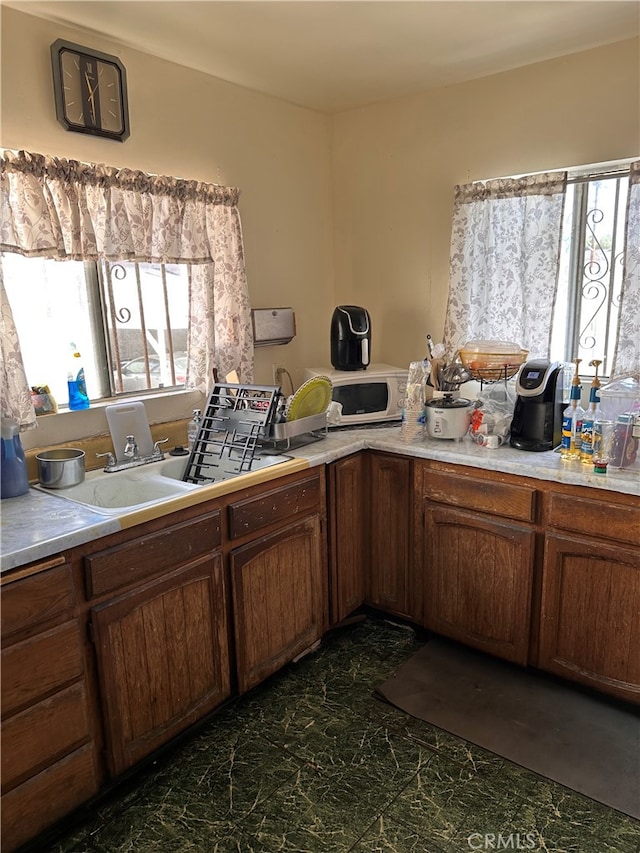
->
{"left": 33, "top": 451, "right": 291, "bottom": 515}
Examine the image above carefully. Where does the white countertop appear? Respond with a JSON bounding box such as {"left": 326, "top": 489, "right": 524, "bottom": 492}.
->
{"left": 285, "top": 425, "right": 640, "bottom": 494}
{"left": 2, "top": 426, "right": 637, "bottom": 574}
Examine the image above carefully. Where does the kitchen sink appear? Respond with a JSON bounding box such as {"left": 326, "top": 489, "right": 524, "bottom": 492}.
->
{"left": 33, "top": 451, "right": 291, "bottom": 515}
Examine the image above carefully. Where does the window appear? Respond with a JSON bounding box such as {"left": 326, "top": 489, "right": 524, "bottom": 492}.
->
{"left": 551, "top": 171, "right": 629, "bottom": 378}
{"left": 2, "top": 253, "right": 189, "bottom": 408}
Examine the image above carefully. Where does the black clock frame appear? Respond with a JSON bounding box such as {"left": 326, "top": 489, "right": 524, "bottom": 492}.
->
{"left": 51, "top": 39, "right": 130, "bottom": 142}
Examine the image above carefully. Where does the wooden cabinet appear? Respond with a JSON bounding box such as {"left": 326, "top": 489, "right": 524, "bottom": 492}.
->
{"left": 231, "top": 516, "right": 325, "bottom": 692}
{"left": 422, "top": 503, "right": 535, "bottom": 664}
{"left": 368, "top": 452, "right": 416, "bottom": 620}
{"left": 328, "top": 453, "right": 367, "bottom": 624}
{"left": 1, "top": 559, "right": 99, "bottom": 852}
{"left": 87, "top": 512, "right": 230, "bottom": 777}
{"left": 229, "top": 472, "right": 326, "bottom": 693}
{"left": 539, "top": 491, "right": 640, "bottom": 704}
{"left": 417, "top": 464, "right": 537, "bottom": 664}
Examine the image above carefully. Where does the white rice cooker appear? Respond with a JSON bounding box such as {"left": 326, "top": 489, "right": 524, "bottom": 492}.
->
{"left": 425, "top": 395, "right": 474, "bottom": 440}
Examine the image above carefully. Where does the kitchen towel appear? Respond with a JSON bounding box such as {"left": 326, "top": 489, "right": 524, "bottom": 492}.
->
{"left": 375, "top": 637, "right": 640, "bottom": 820}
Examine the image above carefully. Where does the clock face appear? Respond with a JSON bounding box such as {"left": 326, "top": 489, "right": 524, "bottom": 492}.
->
{"left": 51, "top": 40, "right": 130, "bottom": 141}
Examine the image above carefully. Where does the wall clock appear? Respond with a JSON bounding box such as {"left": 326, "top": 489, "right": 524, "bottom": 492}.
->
{"left": 51, "top": 39, "right": 130, "bottom": 141}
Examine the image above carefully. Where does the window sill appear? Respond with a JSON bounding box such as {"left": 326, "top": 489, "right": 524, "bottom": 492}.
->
{"left": 23, "top": 388, "right": 205, "bottom": 451}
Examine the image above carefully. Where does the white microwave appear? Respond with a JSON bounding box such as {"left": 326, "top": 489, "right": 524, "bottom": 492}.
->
{"left": 303, "top": 364, "right": 407, "bottom": 427}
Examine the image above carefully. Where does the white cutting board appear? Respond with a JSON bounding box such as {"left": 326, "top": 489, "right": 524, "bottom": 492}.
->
{"left": 106, "top": 402, "right": 154, "bottom": 461}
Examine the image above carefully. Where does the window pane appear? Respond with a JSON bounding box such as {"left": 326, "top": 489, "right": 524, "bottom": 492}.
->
{"left": 101, "top": 261, "right": 189, "bottom": 393}
{"left": 552, "top": 175, "right": 628, "bottom": 379}
{"left": 2, "top": 254, "right": 105, "bottom": 407}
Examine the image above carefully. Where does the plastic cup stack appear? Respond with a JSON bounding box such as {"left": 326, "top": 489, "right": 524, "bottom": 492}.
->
{"left": 401, "top": 361, "right": 427, "bottom": 443}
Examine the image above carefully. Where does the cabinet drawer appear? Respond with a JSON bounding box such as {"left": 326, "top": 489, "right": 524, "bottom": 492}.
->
{"left": 228, "top": 475, "right": 321, "bottom": 539}
{"left": 85, "top": 511, "right": 221, "bottom": 598}
{"left": 547, "top": 492, "right": 640, "bottom": 548}
{"left": 1, "top": 680, "right": 90, "bottom": 793}
{"left": 1, "top": 743, "right": 98, "bottom": 853}
{"left": 1, "top": 621, "right": 84, "bottom": 717}
{"left": 421, "top": 469, "right": 536, "bottom": 523}
{"left": 1, "top": 562, "right": 74, "bottom": 640}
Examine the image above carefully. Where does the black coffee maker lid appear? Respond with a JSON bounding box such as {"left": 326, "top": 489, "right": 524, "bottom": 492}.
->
{"left": 333, "top": 305, "right": 370, "bottom": 334}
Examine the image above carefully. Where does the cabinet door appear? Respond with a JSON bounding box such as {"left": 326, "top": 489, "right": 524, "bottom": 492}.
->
{"left": 328, "top": 454, "right": 366, "bottom": 624}
{"left": 231, "top": 516, "right": 325, "bottom": 693}
{"left": 540, "top": 532, "right": 640, "bottom": 704}
{"left": 422, "top": 503, "right": 535, "bottom": 664}
{"left": 91, "top": 555, "right": 230, "bottom": 776}
{"left": 368, "top": 453, "right": 415, "bottom": 619}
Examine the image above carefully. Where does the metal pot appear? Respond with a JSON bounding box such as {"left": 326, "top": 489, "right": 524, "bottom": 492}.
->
{"left": 425, "top": 396, "right": 473, "bottom": 440}
{"left": 36, "top": 448, "right": 85, "bottom": 489}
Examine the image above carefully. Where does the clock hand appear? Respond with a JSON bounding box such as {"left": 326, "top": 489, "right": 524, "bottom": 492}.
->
{"left": 84, "top": 71, "right": 98, "bottom": 97}
{"left": 84, "top": 71, "right": 97, "bottom": 123}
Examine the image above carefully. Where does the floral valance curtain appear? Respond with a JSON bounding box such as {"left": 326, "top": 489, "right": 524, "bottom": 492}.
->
{"left": 611, "top": 160, "right": 640, "bottom": 378}
{"left": 0, "top": 149, "right": 253, "bottom": 427}
{"left": 443, "top": 171, "right": 567, "bottom": 359}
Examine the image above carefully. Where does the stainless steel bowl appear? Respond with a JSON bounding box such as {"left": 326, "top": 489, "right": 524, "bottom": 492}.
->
{"left": 36, "top": 448, "right": 86, "bottom": 489}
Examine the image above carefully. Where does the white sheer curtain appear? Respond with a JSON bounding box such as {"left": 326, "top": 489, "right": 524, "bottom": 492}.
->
{"left": 443, "top": 172, "right": 567, "bottom": 358}
{"left": 611, "top": 160, "right": 640, "bottom": 378}
{"left": 0, "top": 150, "right": 253, "bottom": 427}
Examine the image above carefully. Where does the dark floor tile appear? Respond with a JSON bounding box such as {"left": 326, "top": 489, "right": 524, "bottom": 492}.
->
{"left": 351, "top": 816, "right": 448, "bottom": 852}
{"left": 232, "top": 766, "right": 400, "bottom": 852}
{"left": 47, "top": 735, "right": 304, "bottom": 852}
{"left": 385, "top": 750, "right": 522, "bottom": 848}
{"left": 505, "top": 787, "right": 640, "bottom": 853}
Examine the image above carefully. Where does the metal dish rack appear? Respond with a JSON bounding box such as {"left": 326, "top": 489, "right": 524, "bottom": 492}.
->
{"left": 263, "top": 411, "right": 328, "bottom": 451}
{"left": 182, "top": 383, "right": 280, "bottom": 485}
{"left": 467, "top": 363, "right": 523, "bottom": 387}
{"left": 182, "top": 383, "right": 328, "bottom": 484}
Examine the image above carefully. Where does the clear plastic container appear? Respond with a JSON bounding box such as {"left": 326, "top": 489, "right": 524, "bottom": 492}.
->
{"left": 598, "top": 375, "right": 640, "bottom": 469}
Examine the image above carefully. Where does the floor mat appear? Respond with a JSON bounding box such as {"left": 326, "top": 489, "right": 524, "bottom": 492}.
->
{"left": 375, "top": 637, "right": 640, "bottom": 819}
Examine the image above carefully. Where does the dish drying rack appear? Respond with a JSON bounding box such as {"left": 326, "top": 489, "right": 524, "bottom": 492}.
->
{"left": 182, "top": 383, "right": 279, "bottom": 485}
{"left": 263, "top": 411, "right": 328, "bottom": 451}
{"left": 182, "top": 383, "right": 327, "bottom": 484}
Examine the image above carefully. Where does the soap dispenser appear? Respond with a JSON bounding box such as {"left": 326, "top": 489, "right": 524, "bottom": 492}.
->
{"left": 1, "top": 416, "right": 30, "bottom": 498}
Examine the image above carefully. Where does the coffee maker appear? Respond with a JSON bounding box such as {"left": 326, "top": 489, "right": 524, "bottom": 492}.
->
{"left": 509, "top": 359, "right": 563, "bottom": 451}
{"left": 330, "top": 305, "right": 371, "bottom": 371}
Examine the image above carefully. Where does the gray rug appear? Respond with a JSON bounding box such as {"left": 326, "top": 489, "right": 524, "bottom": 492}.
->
{"left": 375, "top": 638, "right": 640, "bottom": 819}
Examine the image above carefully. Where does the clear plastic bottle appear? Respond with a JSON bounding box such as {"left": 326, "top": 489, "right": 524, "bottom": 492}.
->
{"left": 580, "top": 360, "right": 602, "bottom": 464}
{"left": 560, "top": 359, "right": 584, "bottom": 461}
{"left": 187, "top": 409, "right": 202, "bottom": 450}
{"left": 67, "top": 343, "right": 90, "bottom": 410}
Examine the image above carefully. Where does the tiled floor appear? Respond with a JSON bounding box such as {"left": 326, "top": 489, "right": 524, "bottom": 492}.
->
{"left": 41, "top": 617, "right": 640, "bottom": 853}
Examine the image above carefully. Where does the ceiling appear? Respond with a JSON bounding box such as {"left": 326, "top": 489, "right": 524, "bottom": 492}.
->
{"left": 6, "top": 1, "right": 640, "bottom": 112}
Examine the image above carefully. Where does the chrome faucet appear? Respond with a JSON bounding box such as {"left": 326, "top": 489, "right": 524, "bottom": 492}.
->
{"left": 97, "top": 437, "right": 169, "bottom": 473}
{"left": 123, "top": 434, "right": 139, "bottom": 461}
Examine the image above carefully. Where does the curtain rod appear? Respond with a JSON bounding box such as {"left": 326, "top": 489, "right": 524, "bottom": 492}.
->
{"left": 476, "top": 162, "right": 634, "bottom": 186}
{"left": 567, "top": 168, "right": 630, "bottom": 185}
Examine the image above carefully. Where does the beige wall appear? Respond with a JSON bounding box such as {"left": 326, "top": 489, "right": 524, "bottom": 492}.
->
{"left": 1, "top": 5, "right": 638, "bottom": 444}
{"left": 0, "top": 5, "right": 334, "bottom": 396}
{"left": 332, "top": 38, "right": 639, "bottom": 368}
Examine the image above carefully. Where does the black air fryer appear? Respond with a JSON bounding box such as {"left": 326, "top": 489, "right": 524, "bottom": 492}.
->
{"left": 330, "top": 305, "right": 371, "bottom": 371}
{"left": 509, "top": 359, "right": 563, "bottom": 451}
